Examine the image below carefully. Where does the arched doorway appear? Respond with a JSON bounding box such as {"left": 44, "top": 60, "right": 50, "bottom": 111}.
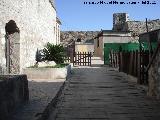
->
{"left": 5, "top": 20, "right": 20, "bottom": 74}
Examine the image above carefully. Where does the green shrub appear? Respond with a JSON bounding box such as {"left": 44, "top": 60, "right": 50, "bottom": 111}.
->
{"left": 42, "top": 42, "right": 66, "bottom": 64}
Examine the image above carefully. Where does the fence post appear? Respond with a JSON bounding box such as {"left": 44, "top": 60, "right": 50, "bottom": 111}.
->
{"left": 82, "top": 52, "right": 85, "bottom": 66}
{"left": 121, "top": 51, "right": 124, "bottom": 72}
{"left": 113, "top": 52, "right": 116, "bottom": 67}
{"left": 90, "top": 52, "right": 92, "bottom": 66}
{"left": 88, "top": 52, "right": 90, "bottom": 66}
{"left": 110, "top": 50, "right": 113, "bottom": 67}
{"left": 118, "top": 51, "right": 121, "bottom": 71}
{"left": 133, "top": 51, "right": 136, "bottom": 76}
{"left": 124, "top": 51, "right": 127, "bottom": 74}
{"left": 79, "top": 52, "right": 81, "bottom": 65}
{"left": 137, "top": 49, "right": 141, "bottom": 84}
{"left": 142, "top": 49, "right": 145, "bottom": 84}
{"left": 129, "top": 51, "right": 132, "bottom": 75}
{"left": 77, "top": 52, "right": 79, "bottom": 65}
{"left": 70, "top": 48, "right": 74, "bottom": 63}
{"left": 74, "top": 52, "right": 77, "bottom": 66}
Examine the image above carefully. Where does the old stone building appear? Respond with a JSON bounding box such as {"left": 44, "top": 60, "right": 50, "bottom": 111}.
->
{"left": 113, "top": 13, "right": 160, "bottom": 36}
{"left": 113, "top": 13, "right": 130, "bottom": 31}
{"left": 0, "top": 0, "right": 60, "bottom": 74}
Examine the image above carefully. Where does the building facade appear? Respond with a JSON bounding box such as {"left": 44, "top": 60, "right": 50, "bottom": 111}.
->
{"left": 94, "top": 30, "right": 133, "bottom": 59}
{"left": 56, "top": 17, "right": 61, "bottom": 44}
{"left": 0, "top": 0, "right": 59, "bottom": 74}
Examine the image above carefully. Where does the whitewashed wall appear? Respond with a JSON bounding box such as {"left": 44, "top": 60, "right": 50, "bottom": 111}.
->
{"left": 0, "top": 0, "right": 57, "bottom": 73}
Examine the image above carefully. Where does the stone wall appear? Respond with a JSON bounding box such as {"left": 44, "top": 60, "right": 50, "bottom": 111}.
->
{"left": 113, "top": 13, "right": 129, "bottom": 31}
{"left": 61, "top": 31, "right": 99, "bottom": 46}
{"left": 124, "top": 19, "right": 160, "bottom": 36}
{"left": 0, "top": 0, "right": 57, "bottom": 73}
{"left": 0, "top": 75, "right": 29, "bottom": 120}
{"left": 113, "top": 13, "right": 160, "bottom": 36}
{"left": 148, "top": 48, "right": 160, "bottom": 99}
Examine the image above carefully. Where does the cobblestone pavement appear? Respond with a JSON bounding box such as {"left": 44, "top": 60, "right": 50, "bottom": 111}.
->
{"left": 48, "top": 66, "right": 160, "bottom": 120}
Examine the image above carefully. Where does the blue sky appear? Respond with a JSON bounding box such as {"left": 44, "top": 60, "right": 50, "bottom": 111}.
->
{"left": 55, "top": 0, "right": 160, "bottom": 31}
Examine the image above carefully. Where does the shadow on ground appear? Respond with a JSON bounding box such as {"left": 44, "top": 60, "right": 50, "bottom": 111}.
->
{"left": 11, "top": 80, "right": 65, "bottom": 120}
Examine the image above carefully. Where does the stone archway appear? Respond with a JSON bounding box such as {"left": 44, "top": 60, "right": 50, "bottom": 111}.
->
{"left": 5, "top": 20, "right": 20, "bottom": 74}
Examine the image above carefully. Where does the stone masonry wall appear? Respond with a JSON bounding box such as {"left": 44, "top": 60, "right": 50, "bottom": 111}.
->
{"left": 113, "top": 13, "right": 160, "bottom": 36}
{"left": 0, "top": 75, "right": 29, "bottom": 120}
{"left": 123, "top": 19, "right": 160, "bottom": 36}
{"left": 113, "top": 13, "right": 129, "bottom": 31}
{"left": 0, "top": 0, "right": 56, "bottom": 73}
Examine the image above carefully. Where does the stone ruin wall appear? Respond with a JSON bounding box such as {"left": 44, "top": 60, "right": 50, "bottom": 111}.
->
{"left": 0, "top": 0, "right": 56, "bottom": 73}
{"left": 123, "top": 19, "right": 160, "bottom": 36}
{"left": 113, "top": 13, "right": 160, "bottom": 36}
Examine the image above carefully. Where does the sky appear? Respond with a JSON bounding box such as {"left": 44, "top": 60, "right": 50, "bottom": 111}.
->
{"left": 55, "top": 0, "right": 160, "bottom": 31}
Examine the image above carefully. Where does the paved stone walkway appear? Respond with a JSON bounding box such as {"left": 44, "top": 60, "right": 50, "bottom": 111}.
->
{"left": 48, "top": 66, "right": 160, "bottom": 120}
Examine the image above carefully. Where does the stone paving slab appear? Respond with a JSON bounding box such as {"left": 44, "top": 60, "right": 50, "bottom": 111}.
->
{"left": 11, "top": 79, "right": 65, "bottom": 120}
{"left": 48, "top": 66, "right": 160, "bottom": 120}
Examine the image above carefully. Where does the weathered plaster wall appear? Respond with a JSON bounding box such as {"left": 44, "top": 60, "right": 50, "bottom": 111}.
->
{"left": 75, "top": 44, "right": 94, "bottom": 52}
{"left": 103, "top": 36, "right": 132, "bottom": 43}
{"left": 0, "top": 0, "right": 56, "bottom": 73}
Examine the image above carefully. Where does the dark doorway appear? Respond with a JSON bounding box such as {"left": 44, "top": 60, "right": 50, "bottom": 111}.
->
{"left": 5, "top": 20, "right": 20, "bottom": 74}
{"left": 77, "top": 38, "right": 81, "bottom": 42}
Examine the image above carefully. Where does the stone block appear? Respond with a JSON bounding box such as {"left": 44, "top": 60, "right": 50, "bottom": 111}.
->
{"left": 0, "top": 75, "right": 29, "bottom": 120}
{"left": 23, "top": 65, "right": 71, "bottom": 81}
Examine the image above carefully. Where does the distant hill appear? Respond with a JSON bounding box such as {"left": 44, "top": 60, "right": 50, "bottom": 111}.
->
{"left": 60, "top": 31, "right": 99, "bottom": 46}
